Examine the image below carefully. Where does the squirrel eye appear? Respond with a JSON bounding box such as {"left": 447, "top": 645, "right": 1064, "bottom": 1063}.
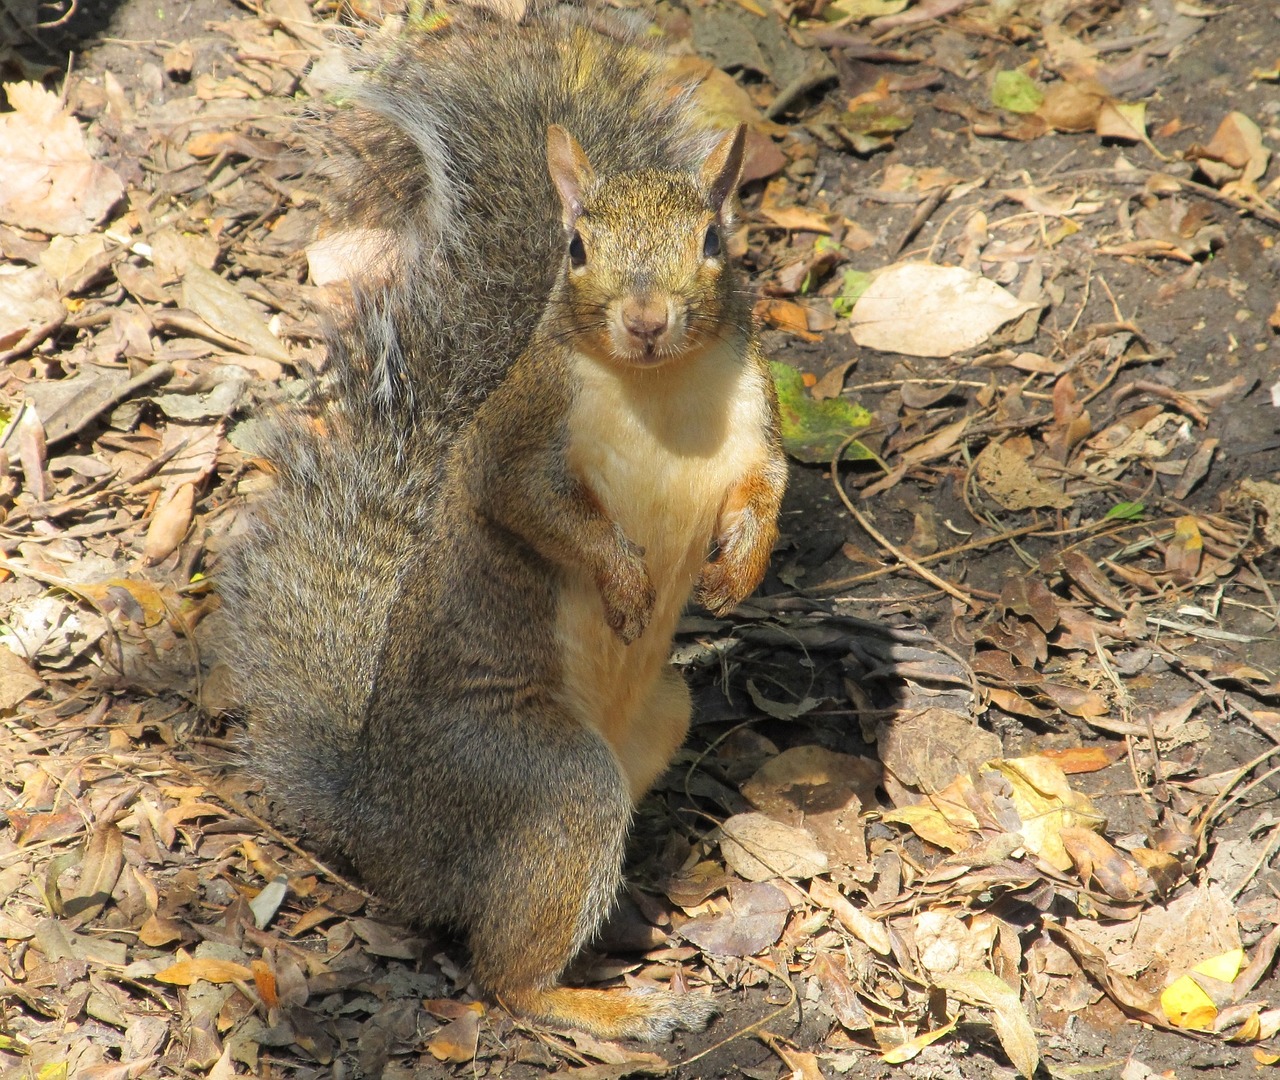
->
{"left": 702, "top": 225, "right": 721, "bottom": 260}
{"left": 568, "top": 230, "right": 586, "bottom": 268}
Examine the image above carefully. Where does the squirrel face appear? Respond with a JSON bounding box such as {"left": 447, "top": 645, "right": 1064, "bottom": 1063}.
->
{"left": 546, "top": 125, "right": 747, "bottom": 370}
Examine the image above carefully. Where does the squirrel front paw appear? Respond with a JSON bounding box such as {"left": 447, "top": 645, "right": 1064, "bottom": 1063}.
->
{"left": 697, "top": 517, "right": 769, "bottom": 616}
{"left": 598, "top": 536, "right": 654, "bottom": 644}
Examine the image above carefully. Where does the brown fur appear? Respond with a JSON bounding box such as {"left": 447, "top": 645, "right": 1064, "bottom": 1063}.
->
{"left": 217, "top": 3, "right": 786, "bottom": 1041}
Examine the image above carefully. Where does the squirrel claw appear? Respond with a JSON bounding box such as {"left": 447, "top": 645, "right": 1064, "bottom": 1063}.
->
{"left": 599, "top": 561, "right": 655, "bottom": 644}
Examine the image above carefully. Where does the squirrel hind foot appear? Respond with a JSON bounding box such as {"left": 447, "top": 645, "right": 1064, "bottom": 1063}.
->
{"left": 500, "top": 985, "right": 718, "bottom": 1042}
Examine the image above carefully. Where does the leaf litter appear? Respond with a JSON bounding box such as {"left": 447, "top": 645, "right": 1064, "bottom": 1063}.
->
{"left": 1, "top": 0, "right": 1279, "bottom": 1077}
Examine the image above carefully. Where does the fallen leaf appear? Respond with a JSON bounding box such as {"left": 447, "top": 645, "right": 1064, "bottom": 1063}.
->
{"left": 937, "top": 969, "right": 1039, "bottom": 1078}
{"left": 426, "top": 1003, "right": 482, "bottom": 1063}
{"left": 144, "top": 483, "right": 195, "bottom": 565}
{"left": 0, "top": 82, "right": 125, "bottom": 234}
{"left": 1161, "top": 949, "right": 1245, "bottom": 1030}
{"left": 181, "top": 264, "right": 292, "bottom": 362}
{"left": 679, "top": 879, "right": 789, "bottom": 956}
{"left": 975, "top": 440, "right": 1072, "bottom": 511}
{"left": 719, "top": 812, "right": 829, "bottom": 881}
{"left": 991, "top": 70, "right": 1044, "bottom": 115}
{"left": 154, "top": 957, "right": 254, "bottom": 985}
{"left": 771, "top": 361, "right": 873, "bottom": 464}
{"left": 849, "top": 263, "right": 1037, "bottom": 357}
{"left": 0, "top": 644, "right": 43, "bottom": 710}
{"left": 0, "top": 265, "right": 64, "bottom": 363}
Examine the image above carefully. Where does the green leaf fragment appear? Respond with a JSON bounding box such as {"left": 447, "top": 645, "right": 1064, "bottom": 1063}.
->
{"left": 1105, "top": 501, "right": 1146, "bottom": 521}
{"left": 831, "top": 269, "right": 872, "bottom": 317}
{"left": 992, "top": 70, "right": 1044, "bottom": 114}
{"left": 771, "top": 361, "right": 873, "bottom": 465}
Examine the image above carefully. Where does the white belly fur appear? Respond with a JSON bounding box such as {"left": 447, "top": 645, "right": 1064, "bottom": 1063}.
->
{"left": 557, "top": 344, "right": 769, "bottom": 766}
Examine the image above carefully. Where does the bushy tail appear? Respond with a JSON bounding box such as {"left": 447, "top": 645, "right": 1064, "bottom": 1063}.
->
{"left": 314, "top": 1, "right": 719, "bottom": 425}
{"left": 215, "top": 412, "right": 439, "bottom": 844}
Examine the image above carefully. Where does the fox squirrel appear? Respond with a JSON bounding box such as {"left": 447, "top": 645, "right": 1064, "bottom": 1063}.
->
{"left": 218, "top": 1, "right": 787, "bottom": 1040}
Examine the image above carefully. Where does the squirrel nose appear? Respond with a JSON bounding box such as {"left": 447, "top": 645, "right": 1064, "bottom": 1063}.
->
{"left": 620, "top": 297, "right": 669, "bottom": 344}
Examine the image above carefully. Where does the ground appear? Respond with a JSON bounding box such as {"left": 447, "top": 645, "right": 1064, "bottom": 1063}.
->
{"left": 1, "top": 0, "right": 1279, "bottom": 1078}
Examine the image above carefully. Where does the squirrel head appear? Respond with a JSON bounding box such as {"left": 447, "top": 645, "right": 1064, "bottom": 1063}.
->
{"left": 545, "top": 124, "right": 748, "bottom": 370}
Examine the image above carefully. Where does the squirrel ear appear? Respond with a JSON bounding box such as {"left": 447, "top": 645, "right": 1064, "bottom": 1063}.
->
{"left": 547, "top": 125, "right": 595, "bottom": 229}
{"left": 700, "top": 124, "right": 747, "bottom": 222}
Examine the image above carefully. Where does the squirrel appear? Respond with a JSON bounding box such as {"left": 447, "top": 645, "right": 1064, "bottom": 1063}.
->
{"left": 216, "top": 1, "right": 787, "bottom": 1041}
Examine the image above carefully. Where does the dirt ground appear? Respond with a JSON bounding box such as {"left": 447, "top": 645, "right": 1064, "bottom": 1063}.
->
{"left": 2, "top": 0, "right": 1279, "bottom": 1077}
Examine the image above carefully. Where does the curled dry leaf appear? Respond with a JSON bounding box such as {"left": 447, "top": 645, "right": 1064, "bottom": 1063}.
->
{"left": 154, "top": 956, "right": 254, "bottom": 986}
{"left": 64, "top": 821, "right": 124, "bottom": 922}
{"left": 936, "top": 968, "right": 1039, "bottom": 1079}
{"left": 1188, "top": 112, "right": 1270, "bottom": 188}
{"left": 809, "top": 877, "right": 891, "bottom": 955}
{"left": 1161, "top": 949, "right": 1245, "bottom": 1031}
{"left": 426, "top": 1002, "right": 483, "bottom": 1063}
{"left": 181, "top": 264, "right": 292, "bottom": 363}
{"left": 144, "top": 482, "right": 195, "bottom": 565}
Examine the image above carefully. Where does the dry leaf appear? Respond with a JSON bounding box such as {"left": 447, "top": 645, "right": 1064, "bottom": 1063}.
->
{"left": 937, "top": 969, "right": 1039, "bottom": 1078}
{"left": 0, "top": 644, "right": 43, "bottom": 710}
{"left": 679, "top": 879, "right": 789, "bottom": 957}
{"left": 849, "top": 263, "right": 1037, "bottom": 357}
{"left": 0, "top": 265, "right": 64, "bottom": 363}
{"left": 154, "top": 957, "right": 254, "bottom": 985}
{"left": 0, "top": 82, "right": 125, "bottom": 234}
{"left": 975, "top": 441, "right": 1072, "bottom": 511}
{"left": 719, "top": 812, "right": 829, "bottom": 881}
{"left": 144, "top": 483, "right": 195, "bottom": 564}
{"left": 426, "top": 1004, "right": 483, "bottom": 1063}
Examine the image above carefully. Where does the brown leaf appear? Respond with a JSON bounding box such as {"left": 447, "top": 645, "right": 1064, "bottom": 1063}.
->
{"left": 1059, "top": 551, "right": 1127, "bottom": 613}
{"left": 426, "top": 1004, "right": 482, "bottom": 1063}
{"left": 1037, "top": 746, "right": 1125, "bottom": 775}
{"left": 809, "top": 877, "right": 891, "bottom": 955}
{"left": 665, "top": 861, "right": 733, "bottom": 909}
{"left": 879, "top": 707, "right": 1001, "bottom": 793}
{"left": 64, "top": 821, "right": 124, "bottom": 921}
{"left": 0, "top": 644, "right": 43, "bottom": 709}
{"left": 1058, "top": 827, "right": 1149, "bottom": 902}
{"left": 811, "top": 952, "right": 871, "bottom": 1031}
{"left": 143, "top": 482, "right": 195, "bottom": 564}
{"left": 975, "top": 441, "right": 1072, "bottom": 511}
{"left": 719, "top": 813, "right": 828, "bottom": 881}
{"left": 679, "top": 880, "right": 789, "bottom": 957}
{"left": 741, "top": 745, "right": 877, "bottom": 870}
{"left": 0, "top": 265, "right": 64, "bottom": 363}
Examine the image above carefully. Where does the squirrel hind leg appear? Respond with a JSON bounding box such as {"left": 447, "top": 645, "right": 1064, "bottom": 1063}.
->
{"left": 462, "top": 723, "right": 716, "bottom": 1041}
{"left": 500, "top": 984, "right": 719, "bottom": 1042}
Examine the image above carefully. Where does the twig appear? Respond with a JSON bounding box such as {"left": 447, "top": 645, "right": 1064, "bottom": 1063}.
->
{"left": 805, "top": 519, "right": 1040, "bottom": 595}
{"left": 830, "top": 434, "right": 981, "bottom": 610}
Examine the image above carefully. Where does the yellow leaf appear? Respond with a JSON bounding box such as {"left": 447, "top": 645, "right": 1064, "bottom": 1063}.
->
{"left": 987, "top": 757, "right": 1103, "bottom": 873}
{"left": 882, "top": 803, "right": 971, "bottom": 853}
{"left": 1160, "top": 948, "right": 1245, "bottom": 1029}
{"left": 882, "top": 1015, "right": 958, "bottom": 1063}
{"left": 154, "top": 957, "right": 254, "bottom": 985}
